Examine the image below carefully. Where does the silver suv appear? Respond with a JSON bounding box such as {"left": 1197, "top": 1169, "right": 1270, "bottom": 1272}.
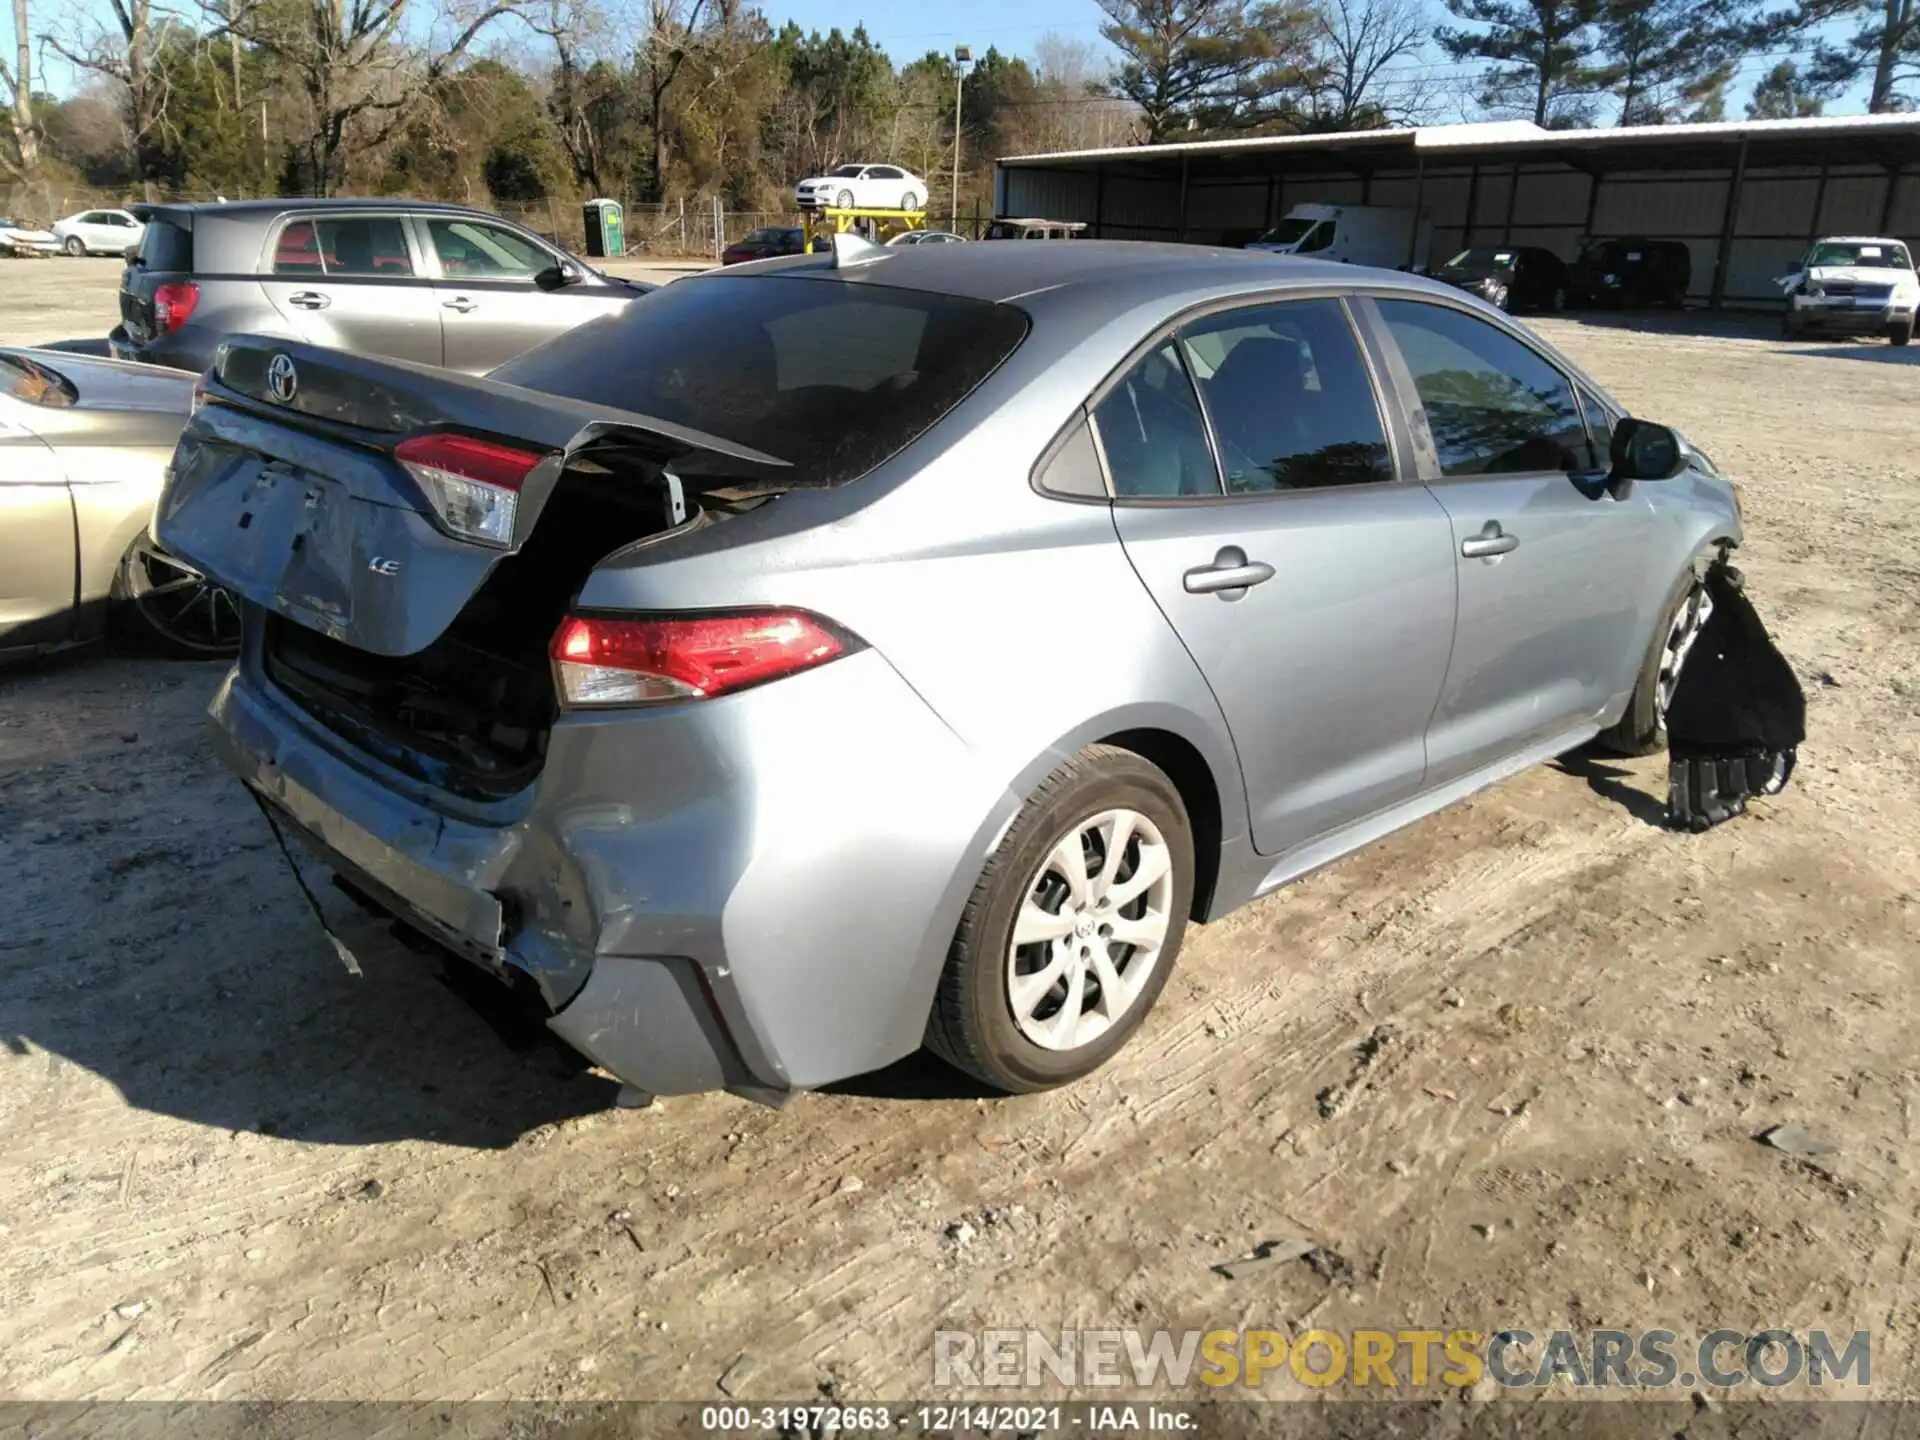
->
{"left": 110, "top": 199, "right": 651, "bottom": 375}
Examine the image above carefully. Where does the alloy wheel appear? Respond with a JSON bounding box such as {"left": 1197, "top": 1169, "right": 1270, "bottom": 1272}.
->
{"left": 121, "top": 537, "right": 243, "bottom": 655}
{"left": 1655, "top": 580, "right": 1714, "bottom": 720}
{"left": 1005, "top": 807, "right": 1175, "bottom": 1052}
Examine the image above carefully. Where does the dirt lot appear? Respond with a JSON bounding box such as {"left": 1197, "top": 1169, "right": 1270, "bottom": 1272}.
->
{"left": 2, "top": 259, "right": 1917, "bottom": 1409}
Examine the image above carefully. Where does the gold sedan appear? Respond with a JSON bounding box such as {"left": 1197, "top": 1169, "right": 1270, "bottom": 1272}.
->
{"left": 0, "top": 347, "right": 238, "bottom": 661}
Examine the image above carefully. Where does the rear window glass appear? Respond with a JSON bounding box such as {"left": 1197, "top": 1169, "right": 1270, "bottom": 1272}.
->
{"left": 137, "top": 218, "right": 192, "bottom": 271}
{"left": 490, "top": 275, "right": 1030, "bottom": 488}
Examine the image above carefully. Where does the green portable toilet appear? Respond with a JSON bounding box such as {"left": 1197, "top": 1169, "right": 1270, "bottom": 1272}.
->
{"left": 583, "top": 199, "right": 625, "bottom": 258}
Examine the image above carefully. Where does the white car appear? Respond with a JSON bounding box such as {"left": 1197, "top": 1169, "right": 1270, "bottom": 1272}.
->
{"left": 51, "top": 207, "right": 146, "bottom": 257}
{"left": 1778, "top": 235, "right": 1918, "bottom": 346}
{"left": 0, "top": 217, "right": 62, "bottom": 255}
{"left": 795, "top": 164, "right": 928, "bottom": 213}
{"left": 886, "top": 230, "right": 968, "bottom": 246}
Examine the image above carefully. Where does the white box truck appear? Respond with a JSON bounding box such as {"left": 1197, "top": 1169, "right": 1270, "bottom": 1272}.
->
{"left": 1245, "top": 203, "right": 1433, "bottom": 270}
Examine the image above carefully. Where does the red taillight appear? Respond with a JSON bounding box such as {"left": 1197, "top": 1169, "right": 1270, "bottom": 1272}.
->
{"left": 549, "top": 611, "right": 855, "bottom": 707}
{"left": 153, "top": 281, "right": 199, "bottom": 333}
{"left": 395, "top": 432, "right": 546, "bottom": 547}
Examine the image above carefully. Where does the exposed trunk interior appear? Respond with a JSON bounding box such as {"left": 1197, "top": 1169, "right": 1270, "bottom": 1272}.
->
{"left": 263, "top": 451, "right": 723, "bottom": 800}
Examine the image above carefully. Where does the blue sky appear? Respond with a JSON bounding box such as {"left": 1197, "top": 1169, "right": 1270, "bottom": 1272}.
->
{"left": 770, "top": 0, "right": 1108, "bottom": 61}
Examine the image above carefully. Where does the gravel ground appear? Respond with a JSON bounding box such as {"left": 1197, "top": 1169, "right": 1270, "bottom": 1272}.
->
{"left": 2, "top": 258, "right": 1917, "bottom": 1408}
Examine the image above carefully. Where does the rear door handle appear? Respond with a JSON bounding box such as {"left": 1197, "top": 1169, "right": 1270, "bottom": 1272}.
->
{"left": 1461, "top": 521, "right": 1519, "bottom": 559}
{"left": 442, "top": 297, "right": 479, "bottom": 313}
{"left": 287, "top": 291, "right": 330, "bottom": 310}
{"left": 1183, "top": 545, "right": 1275, "bottom": 598}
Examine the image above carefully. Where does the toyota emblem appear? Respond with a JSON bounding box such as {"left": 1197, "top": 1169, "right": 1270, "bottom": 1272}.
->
{"left": 266, "top": 352, "right": 298, "bottom": 404}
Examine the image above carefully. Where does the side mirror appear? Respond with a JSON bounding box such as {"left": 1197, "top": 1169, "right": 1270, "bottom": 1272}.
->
{"left": 1609, "top": 417, "right": 1686, "bottom": 484}
{"left": 534, "top": 260, "right": 582, "bottom": 292}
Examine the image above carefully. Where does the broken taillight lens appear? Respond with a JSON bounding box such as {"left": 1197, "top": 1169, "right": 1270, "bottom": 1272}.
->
{"left": 549, "top": 611, "right": 856, "bottom": 707}
{"left": 153, "top": 281, "right": 199, "bottom": 333}
{"left": 395, "top": 432, "right": 546, "bottom": 547}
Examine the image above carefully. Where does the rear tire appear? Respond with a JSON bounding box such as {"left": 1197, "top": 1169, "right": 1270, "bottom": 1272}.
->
{"left": 926, "top": 745, "right": 1194, "bottom": 1093}
{"left": 900, "top": 191, "right": 920, "bottom": 211}
{"left": 1595, "top": 562, "right": 1713, "bottom": 757}
{"left": 64, "top": 235, "right": 85, "bottom": 257}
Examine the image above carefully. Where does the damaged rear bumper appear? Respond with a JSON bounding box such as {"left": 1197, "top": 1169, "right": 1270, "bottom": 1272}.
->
{"left": 204, "top": 625, "right": 1007, "bottom": 1105}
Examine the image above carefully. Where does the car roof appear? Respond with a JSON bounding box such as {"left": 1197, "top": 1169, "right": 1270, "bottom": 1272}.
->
{"left": 701, "top": 239, "right": 1468, "bottom": 311}
{"left": 131, "top": 197, "right": 509, "bottom": 224}
{"left": 1814, "top": 234, "right": 1906, "bottom": 244}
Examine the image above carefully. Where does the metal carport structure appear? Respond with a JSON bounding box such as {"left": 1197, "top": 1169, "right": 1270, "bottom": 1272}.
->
{"left": 994, "top": 115, "right": 1920, "bottom": 309}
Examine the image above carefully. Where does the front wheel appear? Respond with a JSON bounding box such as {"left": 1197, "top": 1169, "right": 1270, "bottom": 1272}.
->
{"left": 926, "top": 745, "right": 1194, "bottom": 1092}
{"left": 835, "top": 189, "right": 854, "bottom": 210}
{"left": 112, "top": 534, "right": 243, "bottom": 658}
{"left": 1596, "top": 564, "right": 1714, "bottom": 757}
{"left": 64, "top": 235, "right": 85, "bottom": 257}
{"left": 1891, "top": 318, "right": 1913, "bottom": 347}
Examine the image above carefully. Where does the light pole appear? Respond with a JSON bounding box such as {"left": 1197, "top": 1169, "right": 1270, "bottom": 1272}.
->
{"left": 951, "top": 45, "right": 972, "bottom": 231}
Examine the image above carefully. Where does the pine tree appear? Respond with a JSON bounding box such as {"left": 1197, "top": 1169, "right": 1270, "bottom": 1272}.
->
{"left": 1436, "top": 0, "right": 1608, "bottom": 127}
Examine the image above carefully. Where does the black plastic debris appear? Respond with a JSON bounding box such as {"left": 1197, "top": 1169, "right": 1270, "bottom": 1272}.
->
{"left": 1664, "top": 555, "right": 1806, "bottom": 832}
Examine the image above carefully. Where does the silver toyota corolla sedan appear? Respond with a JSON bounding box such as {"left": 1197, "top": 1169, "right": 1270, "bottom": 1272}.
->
{"left": 154, "top": 241, "right": 1741, "bottom": 1104}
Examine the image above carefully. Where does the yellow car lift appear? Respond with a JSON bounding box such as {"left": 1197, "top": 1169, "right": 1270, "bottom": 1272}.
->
{"left": 805, "top": 205, "right": 928, "bottom": 251}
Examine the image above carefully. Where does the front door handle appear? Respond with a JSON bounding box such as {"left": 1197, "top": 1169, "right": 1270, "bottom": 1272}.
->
{"left": 442, "top": 296, "right": 479, "bottom": 313}
{"left": 1183, "top": 545, "right": 1275, "bottom": 598}
{"left": 1461, "top": 521, "right": 1519, "bottom": 559}
{"left": 287, "top": 291, "right": 330, "bottom": 310}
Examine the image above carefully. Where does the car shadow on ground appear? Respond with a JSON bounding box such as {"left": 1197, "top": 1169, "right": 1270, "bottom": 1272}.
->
{"left": 32, "top": 335, "right": 112, "bottom": 356}
{"left": 1552, "top": 748, "right": 1670, "bottom": 827}
{"left": 1547, "top": 309, "right": 1783, "bottom": 342}
{"left": 3, "top": 728, "right": 625, "bottom": 1151}
{"left": 822, "top": 1050, "right": 994, "bottom": 1102}
{"left": 1796, "top": 343, "right": 1920, "bottom": 365}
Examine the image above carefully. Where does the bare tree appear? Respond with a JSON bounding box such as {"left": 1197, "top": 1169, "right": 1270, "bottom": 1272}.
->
{"left": 2, "top": 0, "right": 39, "bottom": 175}
{"left": 1304, "top": 0, "right": 1435, "bottom": 127}
{"left": 637, "top": 0, "right": 707, "bottom": 201}
{"left": 529, "top": 0, "right": 622, "bottom": 192}
{"left": 219, "top": 0, "right": 535, "bottom": 194}
{"left": 42, "top": 0, "right": 177, "bottom": 183}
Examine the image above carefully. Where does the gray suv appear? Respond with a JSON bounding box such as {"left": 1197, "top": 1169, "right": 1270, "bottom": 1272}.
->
{"left": 111, "top": 199, "right": 651, "bottom": 375}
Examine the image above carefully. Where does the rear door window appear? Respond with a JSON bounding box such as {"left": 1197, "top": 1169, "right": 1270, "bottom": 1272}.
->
{"left": 1178, "top": 298, "right": 1392, "bottom": 492}
{"left": 489, "top": 274, "right": 1030, "bottom": 488}
{"left": 314, "top": 216, "right": 413, "bottom": 276}
{"left": 1090, "top": 342, "right": 1219, "bottom": 499}
{"left": 1376, "top": 299, "right": 1596, "bottom": 475}
{"left": 272, "top": 221, "right": 324, "bottom": 274}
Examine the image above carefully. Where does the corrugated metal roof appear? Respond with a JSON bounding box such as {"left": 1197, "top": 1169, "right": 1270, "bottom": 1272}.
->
{"left": 1001, "top": 113, "right": 1920, "bottom": 169}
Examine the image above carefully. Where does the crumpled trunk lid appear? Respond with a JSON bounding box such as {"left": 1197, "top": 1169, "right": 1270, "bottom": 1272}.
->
{"left": 155, "top": 336, "right": 781, "bottom": 659}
